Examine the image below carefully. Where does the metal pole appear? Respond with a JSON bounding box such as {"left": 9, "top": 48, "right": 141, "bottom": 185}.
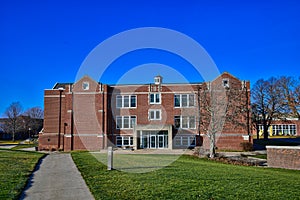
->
{"left": 58, "top": 89, "right": 63, "bottom": 150}
{"left": 107, "top": 146, "right": 113, "bottom": 170}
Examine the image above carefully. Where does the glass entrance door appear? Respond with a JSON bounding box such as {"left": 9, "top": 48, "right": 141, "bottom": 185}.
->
{"left": 158, "top": 135, "right": 164, "bottom": 148}
{"left": 150, "top": 135, "right": 156, "bottom": 148}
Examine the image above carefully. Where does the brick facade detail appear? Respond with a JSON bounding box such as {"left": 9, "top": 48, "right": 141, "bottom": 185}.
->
{"left": 267, "top": 146, "right": 300, "bottom": 170}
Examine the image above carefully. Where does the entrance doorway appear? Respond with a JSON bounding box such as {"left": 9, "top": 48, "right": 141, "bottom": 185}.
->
{"left": 139, "top": 130, "right": 168, "bottom": 149}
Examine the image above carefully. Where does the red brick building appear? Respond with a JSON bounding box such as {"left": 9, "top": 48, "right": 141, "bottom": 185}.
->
{"left": 39, "top": 72, "right": 251, "bottom": 151}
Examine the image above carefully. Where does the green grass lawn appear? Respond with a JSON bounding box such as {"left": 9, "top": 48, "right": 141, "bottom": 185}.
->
{"left": 11, "top": 144, "right": 37, "bottom": 150}
{"left": 0, "top": 150, "right": 45, "bottom": 199}
{"left": 72, "top": 151, "right": 300, "bottom": 200}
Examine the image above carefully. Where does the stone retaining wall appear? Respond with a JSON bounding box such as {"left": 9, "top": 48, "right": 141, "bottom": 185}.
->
{"left": 266, "top": 146, "right": 300, "bottom": 170}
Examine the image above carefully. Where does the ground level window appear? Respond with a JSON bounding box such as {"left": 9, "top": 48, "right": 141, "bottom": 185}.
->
{"left": 116, "top": 136, "right": 133, "bottom": 147}
{"left": 258, "top": 124, "right": 297, "bottom": 136}
{"left": 174, "top": 135, "right": 196, "bottom": 148}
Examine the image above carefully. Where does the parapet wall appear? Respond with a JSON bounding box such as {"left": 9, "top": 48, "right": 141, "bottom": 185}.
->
{"left": 266, "top": 146, "right": 300, "bottom": 170}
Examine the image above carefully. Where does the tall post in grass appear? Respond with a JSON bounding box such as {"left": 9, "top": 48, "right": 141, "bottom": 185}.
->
{"left": 107, "top": 146, "right": 113, "bottom": 170}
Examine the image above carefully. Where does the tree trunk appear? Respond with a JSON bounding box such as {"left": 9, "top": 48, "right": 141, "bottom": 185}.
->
{"left": 12, "top": 131, "right": 15, "bottom": 142}
{"left": 209, "top": 134, "right": 216, "bottom": 158}
{"left": 263, "top": 128, "right": 268, "bottom": 140}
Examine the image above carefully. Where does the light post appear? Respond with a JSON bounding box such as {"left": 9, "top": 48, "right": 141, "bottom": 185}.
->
{"left": 28, "top": 127, "right": 31, "bottom": 141}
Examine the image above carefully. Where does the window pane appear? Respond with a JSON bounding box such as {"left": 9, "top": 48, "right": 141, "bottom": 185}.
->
{"left": 123, "top": 116, "right": 130, "bottom": 128}
{"left": 116, "top": 117, "right": 122, "bottom": 129}
{"left": 174, "top": 95, "right": 180, "bottom": 107}
{"left": 174, "top": 116, "right": 180, "bottom": 128}
{"left": 116, "top": 137, "right": 122, "bottom": 146}
{"left": 150, "top": 94, "right": 155, "bottom": 103}
{"left": 182, "top": 137, "right": 188, "bottom": 146}
{"left": 150, "top": 111, "right": 155, "bottom": 119}
{"left": 131, "top": 96, "right": 136, "bottom": 107}
{"left": 182, "top": 116, "right": 188, "bottom": 128}
{"left": 189, "top": 94, "right": 194, "bottom": 107}
{"left": 175, "top": 137, "right": 181, "bottom": 146}
{"left": 189, "top": 116, "right": 196, "bottom": 129}
{"left": 123, "top": 96, "right": 129, "bottom": 107}
{"left": 182, "top": 95, "right": 188, "bottom": 107}
{"left": 130, "top": 116, "right": 136, "bottom": 128}
{"left": 116, "top": 96, "right": 122, "bottom": 108}
{"left": 156, "top": 110, "right": 160, "bottom": 119}
{"left": 155, "top": 93, "right": 160, "bottom": 103}
{"left": 123, "top": 137, "right": 129, "bottom": 145}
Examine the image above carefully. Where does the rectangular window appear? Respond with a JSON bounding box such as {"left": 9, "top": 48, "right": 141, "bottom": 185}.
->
{"left": 130, "top": 116, "right": 136, "bottom": 128}
{"left": 116, "top": 136, "right": 122, "bottom": 146}
{"left": 131, "top": 96, "right": 136, "bottom": 107}
{"left": 116, "top": 95, "right": 122, "bottom": 108}
{"left": 116, "top": 136, "right": 133, "bottom": 147}
{"left": 174, "top": 116, "right": 196, "bottom": 129}
{"left": 150, "top": 93, "right": 161, "bottom": 104}
{"left": 290, "top": 125, "right": 296, "bottom": 136}
{"left": 123, "top": 116, "right": 130, "bottom": 128}
{"left": 182, "top": 94, "right": 188, "bottom": 107}
{"left": 174, "top": 95, "right": 180, "bottom": 107}
{"left": 123, "top": 96, "right": 129, "bottom": 107}
{"left": 174, "top": 135, "right": 196, "bottom": 147}
{"left": 182, "top": 116, "right": 189, "bottom": 128}
{"left": 174, "top": 94, "right": 195, "bottom": 108}
{"left": 116, "top": 116, "right": 136, "bottom": 129}
{"left": 116, "top": 116, "right": 122, "bottom": 129}
{"left": 189, "top": 94, "right": 195, "bottom": 107}
{"left": 116, "top": 95, "right": 137, "bottom": 108}
{"left": 189, "top": 116, "right": 196, "bottom": 129}
{"left": 174, "top": 116, "right": 180, "bottom": 128}
{"left": 149, "top": 109, "right": 161, "bottom": 120}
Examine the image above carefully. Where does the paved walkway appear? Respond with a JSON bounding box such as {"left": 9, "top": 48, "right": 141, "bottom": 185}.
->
{"left": 20, "top": 153, "right": 94, "bottom": 200}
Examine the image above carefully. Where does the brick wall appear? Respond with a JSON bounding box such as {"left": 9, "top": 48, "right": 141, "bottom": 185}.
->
{"left": 267, "top": 146, "right": 300, "bottom": 170}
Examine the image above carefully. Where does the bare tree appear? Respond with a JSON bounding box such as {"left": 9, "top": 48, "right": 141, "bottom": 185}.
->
{"left": 23, "top": 107, "right": 44, "bottom": 138}
{"left": 278, "top": 76, "right": 300, "bottom": 119}
{"left": 2, "top": 102, "right": 23, "bottom": 141}
{"left": 251, "top": 78, "right": 282, "bottom": 140}
{"left": 24, "top": 107, "right": 44, "bottom": 119}
{"left": 198, "top": 82, "right": 229, "bottom": 158}
{"left": 198, "top": 78, "right": 250, "bottom": 158}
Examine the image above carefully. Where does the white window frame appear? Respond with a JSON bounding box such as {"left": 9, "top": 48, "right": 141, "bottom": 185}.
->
{"left": 149, "top": 93, "right": 161, "bottom": 104}
{"left": 174, "top": 135, "right": 196, "bottom": 147}
{"left": 116, "top": 136, "right": 133, "bottom": 147}
{"left": 222, "top": 78, "right": 230, "bottom": 88}
{"left": 174, "top": 94, "right": 195, "bottom": 108}
{"left": 174, "top": 116, "right": 196, "bottom": 129}
{"left": 82, "top": 82, "right": 89, "bottom": 90}
{"left": 259, "top": 124, "right": 297, "bottom": 136}
{"left": 116, "top": 95, "right": 137, "bottom": 108}
{"left": 149, "top": 109, "right": 161, "bottom": 120}
{"left": 116, "top": 116, "right": 136, "bottom": 129}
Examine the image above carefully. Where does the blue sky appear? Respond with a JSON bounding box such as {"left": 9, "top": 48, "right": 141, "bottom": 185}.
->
{"left": 0, "top": 0, "right": 300, "bottom": 116}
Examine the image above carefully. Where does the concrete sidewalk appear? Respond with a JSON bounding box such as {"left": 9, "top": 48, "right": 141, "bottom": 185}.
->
{"left": 20, "top": 153, "right": 94, "bottom": 200}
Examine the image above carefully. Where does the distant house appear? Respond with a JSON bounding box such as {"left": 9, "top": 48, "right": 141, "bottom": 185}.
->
{"left": 39, "top": 72, "right": 251, "bottom": 151}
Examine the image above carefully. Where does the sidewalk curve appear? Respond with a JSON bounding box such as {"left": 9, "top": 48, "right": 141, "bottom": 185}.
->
{"left": 20, "top": 153, "right": 94, "bottom": 200}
